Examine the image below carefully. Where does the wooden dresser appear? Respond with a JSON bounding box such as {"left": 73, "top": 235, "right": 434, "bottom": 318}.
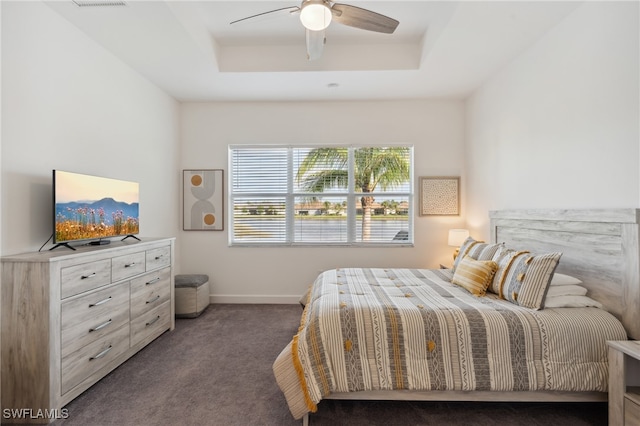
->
{"left": 1, "top": 237, "right": 175, "bottom": 424}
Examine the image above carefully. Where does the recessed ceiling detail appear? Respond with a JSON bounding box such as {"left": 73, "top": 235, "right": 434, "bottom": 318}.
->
{"left": 229, "top": 1, "right": 400, "bottom": 60}
{"left": 45, "top": 1, "right": 581, "bottom": 102}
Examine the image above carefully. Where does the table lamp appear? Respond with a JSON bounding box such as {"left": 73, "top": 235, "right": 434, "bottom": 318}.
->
{"left": 448, "top": 229, "right": 470, "bottom": 260}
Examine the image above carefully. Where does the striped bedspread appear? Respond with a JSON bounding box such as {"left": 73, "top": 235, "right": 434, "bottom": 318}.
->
{"left": 273, "top": 268, "right": 628, "bottom": 419}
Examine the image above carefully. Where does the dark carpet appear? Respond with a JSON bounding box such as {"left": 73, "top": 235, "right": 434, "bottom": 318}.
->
{"left": 54, "top": 304, "right": 607, "bottom": 426}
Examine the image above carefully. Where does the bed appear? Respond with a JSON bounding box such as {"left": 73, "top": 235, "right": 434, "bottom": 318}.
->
{"left": 273, "top": 209, "right": 640, "bottom": 424}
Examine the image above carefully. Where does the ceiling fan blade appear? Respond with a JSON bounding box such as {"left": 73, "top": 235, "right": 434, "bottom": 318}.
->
{"left": 330, "top": 3, "right": 399, "bottom": 34}
{"left": 230, "top": 6, "right": 299, "bottom": 25}
{"left": 306, "top": 29, "right": 325, "bottom": 61}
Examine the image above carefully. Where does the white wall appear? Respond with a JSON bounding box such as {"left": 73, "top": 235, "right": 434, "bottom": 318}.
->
{"left": 465, "top": 1, "right": 640, "bottom": 239}
{"left": 1, "top": 1, "right": 180, "bottom": 255}
{"left": 7, "top": 1, "right": 632, "bottom": 303}
{"left": 180, "top": 100, "right": 465, "bottom": 302}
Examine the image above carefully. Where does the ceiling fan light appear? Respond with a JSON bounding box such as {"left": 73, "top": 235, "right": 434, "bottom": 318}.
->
{"left": 300, "top": 1, "right": 332, "bottom": 31}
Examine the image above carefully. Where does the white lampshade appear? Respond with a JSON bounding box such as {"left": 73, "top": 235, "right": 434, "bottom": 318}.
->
{"left": 300, "top": 1, "right": 332, "bottom": 31}
{"left": 448, "top": 229, "right": 469, "bottom": 247}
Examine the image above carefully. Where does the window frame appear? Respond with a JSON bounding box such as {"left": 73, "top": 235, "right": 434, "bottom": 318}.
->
{"left": 228, "top": 144, "right": 414, "bottom": 247}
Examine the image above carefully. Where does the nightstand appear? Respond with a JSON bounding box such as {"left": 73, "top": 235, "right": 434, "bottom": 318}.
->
{"left": 608, "top": 340, "right": 640, "bottom": 425}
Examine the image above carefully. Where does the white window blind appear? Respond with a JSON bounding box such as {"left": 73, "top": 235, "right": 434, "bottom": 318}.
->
{"left": 229, "top": 145, "right": 413, "bottom": 246}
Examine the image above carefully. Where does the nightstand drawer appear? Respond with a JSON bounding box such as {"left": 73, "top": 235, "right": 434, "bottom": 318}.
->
{"left": 112, "top": 251, "right": 146, "bottom": 282}
{"left": 61, "top": 282, "right": 130, "bottom": 357}
{"left": 626, "top": 390, "right": 640, "bottom": 425}
{"left": 61, "top": 259, "right": 112, "bottom": 299}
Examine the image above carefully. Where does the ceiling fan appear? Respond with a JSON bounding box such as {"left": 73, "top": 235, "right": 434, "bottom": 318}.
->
{"left": 230, "top": 0, "right": 399, "bottom": 60}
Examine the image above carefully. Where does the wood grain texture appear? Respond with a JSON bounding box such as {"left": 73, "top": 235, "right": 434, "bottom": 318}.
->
{"left": 327, "top": 389, "right": 607, "bottom": 402}
{"left": 130, "top": 267, "right": 171, "bottom": 318}
{"left": 608, "top": 341, "right": 640, "bottom": 425}
{"left": 145, "top": 246, "right": 171, "bottom": 271}
{"left": 111, "top": 251, "right": 146, "bottom": 282}
{"left": 489, "top": 209, "right": 640, "bottom": 340}
{"left": 489, "top": 208, "right": 639, "bottom": 223}
{"left": 1, "top": 262, "right": 53, "bottom": 415}
{"left": 1, "top": 237, "right": 175, "bottom": 424}
{"left": 609, "top": 345, "right": 626, "bottom": 426}
{"left": 61, "top": 282, "right": 130, "bottom": 357}
{"left": 626, "top": 391, "right": 640, "bottom": 425}
{"left": 130, "top": 300, "right": 171, "bottom": 348}
{"left": 60, "top": 259, "right": 111, "bottom": 299}
{"left": 60, "top": 324, "right": 130, "bottom": 395}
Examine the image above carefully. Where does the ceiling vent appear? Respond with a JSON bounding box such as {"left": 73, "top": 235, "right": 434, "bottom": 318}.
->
{"left": 72, "top": 0, "right": 127, "bottom": 7}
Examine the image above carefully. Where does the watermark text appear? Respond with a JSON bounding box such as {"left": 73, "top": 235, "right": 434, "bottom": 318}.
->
{"left": 3, "top": 408, "right": 69, "bottom": 420}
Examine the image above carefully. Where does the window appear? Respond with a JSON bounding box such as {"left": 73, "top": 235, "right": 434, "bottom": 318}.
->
{"left": 229, "top": 145, "right": 413, "bottom": 246}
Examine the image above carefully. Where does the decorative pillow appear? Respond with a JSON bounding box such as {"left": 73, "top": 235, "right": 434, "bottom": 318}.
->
{"left": 488, "top": 246, "right": 524, "bottom": 295}
{"left": 546, "top": 284, "right": 588, "bottom": 298}
{"left": 544, "top": 295, "right": 602, "bottom": 309}
{"left": 451, "top": 256, "right": 498, "bottom": 297}
{"left": 497, "top": 251, "right": 562, "bottom": 310}
{"left": 549, "top": 273, "right": 583, "bottom": 286}
{"left": 452, "top": 237, "right": 502, "bottom": 272}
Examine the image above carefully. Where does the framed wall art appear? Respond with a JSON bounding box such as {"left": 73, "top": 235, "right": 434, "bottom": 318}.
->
{"left": 419, "top": 176, "right": 460, "bottom": 216}
{"left": 183, "top": 169, "right": 224, "bottom": 231}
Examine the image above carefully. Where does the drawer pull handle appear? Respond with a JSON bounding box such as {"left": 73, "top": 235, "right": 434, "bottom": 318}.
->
{"left": 146, "top": 295, "right": 161, "bottom": 305}
{"left": 89, "top": 296, "right": 112, "bottom": 308}
{"left": 146, "top": 277, "right": 161, "bottom": 285}
{"left": 154, "top": 255, "right": 164, "bottom": 260}
{"left": 81, "top": 273, "right": 96, "bottom": 279}
{"left": 89, "top": 345, "right": 113, "bottom": 361}
{"left": 89, "top": 319, "right": 112, "bottom": 332}
{"left": 146, "top": 315, "right": 161, "bottom": 327}
{"left": 124, "top": 262, "right": 136, "bottom": 268}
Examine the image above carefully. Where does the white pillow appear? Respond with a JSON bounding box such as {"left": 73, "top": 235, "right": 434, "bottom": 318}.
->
{"left": 546, "top": 284, "right": 588, "bottom": 297}
{"left": 544, "top": 295, "right": 602, "bottom": 309}
{"left": 549, "top": 273, "right": 582, "bottom": 286}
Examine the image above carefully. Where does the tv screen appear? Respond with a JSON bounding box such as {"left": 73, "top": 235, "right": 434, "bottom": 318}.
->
{"left": 53, "top": 170, "right": 139, "bottom": 245}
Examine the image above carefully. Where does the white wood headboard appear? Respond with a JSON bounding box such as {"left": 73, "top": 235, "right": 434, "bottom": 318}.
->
{"left": 489, "top": 209, "right": 640, "bottom": 340}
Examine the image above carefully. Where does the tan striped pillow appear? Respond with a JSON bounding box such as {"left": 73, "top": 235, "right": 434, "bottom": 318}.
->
{"left": 452, "top": 256, "right": 498, "bottom": 296}
{"left": 452, "top": 237, "right": 502, "bottom": 272}
{"left": 488, "top": 246, "right": 524, "bottom": 295}
{"left": 497, "top": 251, "right": 562, "bottom": 310}
{"left": 488, "top": 248, "right": 562, "bottom": 309}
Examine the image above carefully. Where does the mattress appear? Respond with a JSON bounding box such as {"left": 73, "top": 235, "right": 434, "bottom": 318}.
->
{"left": 273, "top": 267, "right": 628, "bottom": 419}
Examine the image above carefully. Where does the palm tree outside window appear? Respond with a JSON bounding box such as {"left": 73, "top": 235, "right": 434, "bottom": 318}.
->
{"left": 229, "top": 145, "right": 413, "bottom": 246}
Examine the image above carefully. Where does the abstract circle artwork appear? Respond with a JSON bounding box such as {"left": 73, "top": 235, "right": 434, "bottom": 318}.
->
{"left": 183, "top": 169, "right": 224, "bottom": 230}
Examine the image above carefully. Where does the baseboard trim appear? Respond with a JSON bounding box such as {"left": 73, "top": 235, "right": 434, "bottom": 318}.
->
{"left": 209, "top": 295, "right": 301, "bottom": 304}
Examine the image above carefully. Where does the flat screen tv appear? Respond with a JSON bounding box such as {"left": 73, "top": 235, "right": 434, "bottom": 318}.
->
{"left": 53, "top": 170, "right": 139, "bottom": 249}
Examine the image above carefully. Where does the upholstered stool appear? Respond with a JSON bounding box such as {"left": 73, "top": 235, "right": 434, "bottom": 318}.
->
{"left": 175, "top": 274, "right": 210, "bottom": 318}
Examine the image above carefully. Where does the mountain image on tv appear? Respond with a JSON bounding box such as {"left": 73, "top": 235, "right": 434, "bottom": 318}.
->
{"left": 54, "top": 170, "right": 140, "bottom": 243}
{"left": 55, "top": 198, "right": 140, "bottom": 242}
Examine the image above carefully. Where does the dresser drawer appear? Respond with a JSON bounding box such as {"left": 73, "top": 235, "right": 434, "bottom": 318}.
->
{"left": 112, "top": 251, "right": 146, "bottom": 282}
{"left": 130, "top": 267, "right": 171, "bottom": 318}
{"left": 146, "top": 246, "right": 171, "bottom": 271}
{"left": 61, "top": 324, "right": 129, "bottom": 395}
{"left": 61, "top": 282, "right": 130, "bottom": 357}
{"left": 61, "top": 259, "right": 112, "bottom": 299}
{"left": 1, "top": 237, "right": 175, "bottom": 417}
{"left": 130, "top": 301, "right": 171, "bottom": 348}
